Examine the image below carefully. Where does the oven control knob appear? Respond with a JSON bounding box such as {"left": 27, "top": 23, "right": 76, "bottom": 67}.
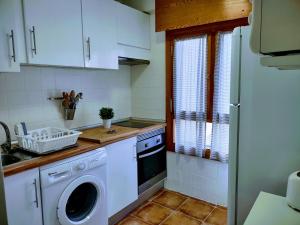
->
{"left": 156, "top": 139, "right": 161, "bottom": 143}
{"left": 145, "top": 143, "right": 148, "bottom": 148}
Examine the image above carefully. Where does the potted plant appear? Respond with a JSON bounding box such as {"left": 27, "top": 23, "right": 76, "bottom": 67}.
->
{"left": 99, "top": 107, "right": 114, "bottom": 129}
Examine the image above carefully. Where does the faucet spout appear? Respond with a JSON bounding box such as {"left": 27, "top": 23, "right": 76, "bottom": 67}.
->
{"left": 0, "top": 122, "right": 11, "bottom": 153}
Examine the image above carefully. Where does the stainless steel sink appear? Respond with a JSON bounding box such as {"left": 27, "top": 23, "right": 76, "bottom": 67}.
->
{"left": 1, "top": 154, "right": 21, "bottom": 167}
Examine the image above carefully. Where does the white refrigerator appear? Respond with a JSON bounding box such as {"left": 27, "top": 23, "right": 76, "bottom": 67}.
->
{"left": 228, "top": 26, "right": 300, "bottom": 225}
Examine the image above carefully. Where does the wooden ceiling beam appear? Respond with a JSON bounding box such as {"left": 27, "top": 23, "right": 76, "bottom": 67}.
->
{"left": 155, "top": 0, "right": 252, "bottom": 32}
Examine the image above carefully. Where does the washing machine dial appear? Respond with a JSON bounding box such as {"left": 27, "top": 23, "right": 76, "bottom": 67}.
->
{"left": 75, "top": 163, "right": 86, "bottom": 171}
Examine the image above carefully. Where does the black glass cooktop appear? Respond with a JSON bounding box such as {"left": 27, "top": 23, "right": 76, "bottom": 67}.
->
{"left": 114, "top": 120, "right": 155, "bottom": 128}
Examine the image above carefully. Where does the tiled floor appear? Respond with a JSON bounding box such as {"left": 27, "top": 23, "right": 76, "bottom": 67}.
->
{"left": 117, "top": 189, "right": 227, "bottom": 225}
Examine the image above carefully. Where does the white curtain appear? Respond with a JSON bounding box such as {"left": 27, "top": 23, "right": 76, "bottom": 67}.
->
{"left": 173, "top": 36, "right": 208, "bottom": 157}
{"left": 211, "top": 31, "right": 232, "bottom": 163}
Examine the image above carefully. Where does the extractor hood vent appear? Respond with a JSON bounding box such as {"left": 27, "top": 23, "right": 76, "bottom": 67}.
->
{"left": 118, "top": 57, "right": 150, "bottom": 66}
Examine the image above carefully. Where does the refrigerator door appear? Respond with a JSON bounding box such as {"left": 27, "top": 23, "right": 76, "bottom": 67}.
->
{"left": 0, "top": 151, "right": 8, "bottom": 225}
{"left": 236, "top": 26, "right": 300, "bottom": 224}
{"left": 228, "top": 105, "right": 240, "bottom": 225}
{"left": 228, "top": 26, "right": 242, "bottom": 225}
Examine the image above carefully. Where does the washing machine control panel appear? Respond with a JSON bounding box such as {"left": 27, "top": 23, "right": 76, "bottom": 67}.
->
{"left": 74, "top": 162, "right": 87, "bottom": 171}
{"left": 40, "top": 149, "right": 107, "bottom": 187}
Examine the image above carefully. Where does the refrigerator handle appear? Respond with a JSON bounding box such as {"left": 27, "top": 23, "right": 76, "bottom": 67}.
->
{"left": 230, "top": 103, "right": 240, "bottom": 108}
{"left": 230, "top": 27, "right": 242, "bottom": 105}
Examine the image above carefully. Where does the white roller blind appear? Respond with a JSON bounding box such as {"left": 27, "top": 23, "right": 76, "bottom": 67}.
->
{"left": 173, "top": 35, "right": 208, "bottom": 156}
{"left": 211, "top": 31, "right": 232, "bottom": 163}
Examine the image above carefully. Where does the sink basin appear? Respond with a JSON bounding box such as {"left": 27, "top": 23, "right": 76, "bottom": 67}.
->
{"left": 1, "top": 154, "right": 21, "bottom": 166}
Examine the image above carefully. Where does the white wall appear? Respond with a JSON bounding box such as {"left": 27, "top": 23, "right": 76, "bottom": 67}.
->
{"left": 131, "top": 14, "right": 166, "bottom": 120}
{"left": 166, "top": 152, "right": 228, "bottom": 206}
{"left": 0, "top": 65, "right": 132, "bottom": 142}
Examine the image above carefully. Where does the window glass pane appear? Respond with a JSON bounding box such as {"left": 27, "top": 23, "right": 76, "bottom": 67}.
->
{"left": 205, "top": 122, "right": 212, "bottom": 148}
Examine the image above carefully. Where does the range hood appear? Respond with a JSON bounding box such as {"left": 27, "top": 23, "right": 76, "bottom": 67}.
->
{"left": 118, "top": 57, "right": 150, "bottom": 66}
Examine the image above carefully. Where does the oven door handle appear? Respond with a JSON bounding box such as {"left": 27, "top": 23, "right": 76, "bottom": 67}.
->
{"left": 138, "top": 146, "right": 165, "bottom": 159}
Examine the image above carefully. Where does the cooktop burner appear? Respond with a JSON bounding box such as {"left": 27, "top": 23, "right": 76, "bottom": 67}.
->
{"left": 114, "top": 120, "right": 155, "bottom": 129}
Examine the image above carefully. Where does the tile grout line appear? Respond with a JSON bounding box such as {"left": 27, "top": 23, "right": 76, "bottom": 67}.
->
{"left": 130, "top": 215, "right": 153, "bottom": 225}
{"left": 177, "top": 197, "right": 214, "bottom": 224}
{"left": 175, "top": 196, "right": 190, "bottom": 211}
{"left": 202, "top": 206, "right": 218, "bottom": 223}
{"left": 156, "top": 194, "right": 190, "bottom": 225}
{"left": 158, "top": 210, "right": 176, "bottom": 225}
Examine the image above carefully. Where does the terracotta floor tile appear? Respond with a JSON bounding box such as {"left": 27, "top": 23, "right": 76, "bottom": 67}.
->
{"left": 161, "top": 211, "right": 203, "bottom": 225}
{"left": 134, "top": 202, "right": 173, "bottom": 225}
{"left": 152, "top": 190, "right": 187, "bottom": 209}
{"left": 148, "top": 189, "right": 166, "bottom": 202}
{"left": 204, "top": 208, "right": 227, "bottom": 225}
{"left": 117, "top": 216, "right": 151, "bottom": 225}
{"left": 217, "top": 205, "right": 227, "bottom": 210}
{"left": 179, "top": 198, "right": 215, "bottom": 221}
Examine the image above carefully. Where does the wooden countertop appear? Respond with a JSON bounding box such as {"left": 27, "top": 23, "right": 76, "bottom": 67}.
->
{"left": 3, "top": 122, "right": 166, "bottom": 177}
{"left": 79, "top": 125, "right": 140, "bottom": 143}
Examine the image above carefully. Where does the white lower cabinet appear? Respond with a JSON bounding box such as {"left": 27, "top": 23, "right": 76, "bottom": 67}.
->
{"left": 4, "top": 168, "right": 43, "bottom": 225}
{"left": 107, "top": 137, "right": 138, "bottom": 217}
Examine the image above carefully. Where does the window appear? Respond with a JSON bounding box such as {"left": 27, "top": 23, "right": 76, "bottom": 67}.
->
{"left": 166, "top": 20, "right": 247, "bottom": 162}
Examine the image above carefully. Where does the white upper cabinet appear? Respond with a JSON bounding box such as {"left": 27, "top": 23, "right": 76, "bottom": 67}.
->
{"left": 116, "top": 2, "right": 151, "bottom": 60}
{"left": 23, "top": 0, "right": 84, "bottom": 67}
{"left": 117, "top": 3, "right": 150, "bottom": 50}
{"left": 0, "top": 0, "right": 20, "bottom": 72}
{"left": 81, "top": 0, "right": 118, "bottom": 69}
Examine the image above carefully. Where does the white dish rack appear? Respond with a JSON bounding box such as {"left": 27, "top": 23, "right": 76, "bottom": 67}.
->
{"left": 17, "top": 127, "right": 82, "bottom": 155}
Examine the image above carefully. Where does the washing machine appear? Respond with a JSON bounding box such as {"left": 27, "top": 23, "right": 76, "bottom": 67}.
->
{"left": 40, "top": 148, "right": 108, "bottom": 225}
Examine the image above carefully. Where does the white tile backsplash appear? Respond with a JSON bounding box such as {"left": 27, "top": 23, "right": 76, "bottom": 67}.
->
{"left": 0, "top": 65, "right": 132, "bottom": 142}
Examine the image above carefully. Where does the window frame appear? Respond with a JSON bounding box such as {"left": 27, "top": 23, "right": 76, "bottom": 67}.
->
{"left": 165, "top": 18, "right": 248, "bottom": 152}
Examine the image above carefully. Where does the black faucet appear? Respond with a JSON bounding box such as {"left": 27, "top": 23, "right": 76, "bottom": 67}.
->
{"left": 0, "top": 122, "right": 11, "bottom": 153}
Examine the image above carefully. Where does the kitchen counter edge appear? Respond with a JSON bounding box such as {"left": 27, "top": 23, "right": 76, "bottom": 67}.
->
{"left": 3, "top": 123, "right": 166, "bottom": 177}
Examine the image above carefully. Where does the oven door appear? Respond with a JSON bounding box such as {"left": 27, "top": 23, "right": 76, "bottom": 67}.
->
{"left": 137, "top": 144, "right": 166, "bottom": 194}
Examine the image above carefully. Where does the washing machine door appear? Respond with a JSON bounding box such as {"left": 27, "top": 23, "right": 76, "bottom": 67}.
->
{"left": 57, "top": 175, "right": 105, "bottom": 225}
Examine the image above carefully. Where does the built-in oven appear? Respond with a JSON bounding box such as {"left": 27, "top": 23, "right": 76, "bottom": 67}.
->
{"left": 137, "top": 129, "right": 167, "bottom": 194}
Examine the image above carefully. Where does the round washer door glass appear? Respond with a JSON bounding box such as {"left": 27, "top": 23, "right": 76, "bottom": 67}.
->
{"left": 57, "top": 175, "right": 104, "bottom": 225}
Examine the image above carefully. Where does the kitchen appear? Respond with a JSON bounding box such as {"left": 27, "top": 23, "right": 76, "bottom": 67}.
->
{"left": 1, "top": 0, "right": 300, "bottom": 225}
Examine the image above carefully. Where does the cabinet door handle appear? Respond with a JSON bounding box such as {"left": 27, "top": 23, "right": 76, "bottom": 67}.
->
{"left": 30, "top": 26, "right": 37, "bottom": 55}
{"left": 133, "top": 145, "right": 137, "bottom": 160}
{"left": 33, "top": 179, "right": 39, "bottom": 208}
{"left": 87, "top": 37, "right": 91, "bottom": 60}
{"left": 9, "top": 30, "right": 16, "bottom": 62}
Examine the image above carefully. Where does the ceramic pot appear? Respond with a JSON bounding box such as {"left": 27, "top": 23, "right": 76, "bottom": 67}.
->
{"left": 103, "top": 119, "right": 112, "bottom": 129}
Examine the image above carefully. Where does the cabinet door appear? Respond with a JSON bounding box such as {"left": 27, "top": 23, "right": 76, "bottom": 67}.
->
{"left": 23, "top": 0, "right": 84, "bottom": 67}
{"left": 117, "top": 3, "right": 150, "bottom": 50}
{"left": 0, "top": 0, "right": 20, "bottom": 72}
{"left": 107, "top": 137, "right": 138, "bottom": 217}
{"left": 5, "top": 168, "right": 43, "bottom": 225}
{"left": 81, "top": 0, "right": 118, "bottom": 69}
